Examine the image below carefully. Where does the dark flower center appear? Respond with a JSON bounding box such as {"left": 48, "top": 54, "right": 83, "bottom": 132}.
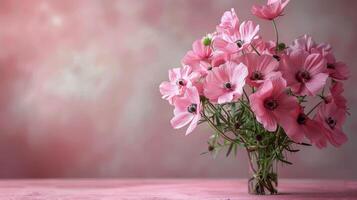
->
{"left": 326, "top": 117, "right": 337, "bottom": 129}
{"left": 236, "top": 40, "right": 244, "bottom": 48}
{"left": 296, "top": 71, "right": 311, "bottom": 83}
{"left": 251, "top": 71, "right": 264, "bottom": 80}
{"left": 327, "top": 63, "right": 335, "bottom": 69}
{"left": 187, "top": 103, "right": 197, "bottom": 114}
{"left": 207, "top": 66, "right": 213, "bottom": 70}
{"left": 224, "top": 82, "right": 233, "bottom": 89}
{"left": 177, "top": 79, "right": 186, "bottom": 86}
{"left": 273, "top": 55, "right": 281, "bottom": 61}
{"left": 264, "top": 99, "right": 278, "bottom": 110}
{"left": 297, "top": 113, "right": 307, "bottom": 125}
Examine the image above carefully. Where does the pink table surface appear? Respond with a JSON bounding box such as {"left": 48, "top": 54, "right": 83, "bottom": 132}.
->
{"left": 0, "top": 179, "right": 356, "bottom": 200}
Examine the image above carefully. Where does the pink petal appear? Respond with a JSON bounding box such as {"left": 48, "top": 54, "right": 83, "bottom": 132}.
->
{"left": 186, "top": 115, "right": 200, "bottom": 135}
{"left": 212, "top": 37, "right": 238, "bottom": 53}
{"left": 305, "top": 53, "right": 326, "bottom": 75}
{"left": 159, "top": 81, "right": 178, "bottom": 99}
{"left": 186, "top": 87, "right": 200, "bottom": 104}
{"left": 329, "top": 61, "right": 350, "bottom": 80}
{"left": 170, "top": 112, "right": 194, "bottom": 129}
{"left": 217, "top": 92, "right": 234, "bottom": 104}
{"left": 261, "top": 113, "right": 278, "bottom": 132}
{"left": 304, "top": 120, "right": 325, "bottom": 143}
{"left": 239, "top": 21, "right": 259, "bottom": 43}
{"left": 304, "top": 73, "right": 328, "bottom": 95}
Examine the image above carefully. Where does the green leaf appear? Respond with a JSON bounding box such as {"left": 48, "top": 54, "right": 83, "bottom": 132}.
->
{"left": 279, "top": 159, "right": 293, "bottom": 165}
{"left": 226, "top": 142, "right": 234, "bottom": 157}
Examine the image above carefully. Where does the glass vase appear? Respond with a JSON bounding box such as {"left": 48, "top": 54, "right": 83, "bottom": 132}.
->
{"left": 247, "top": 151, "right": 278, "bottom": 195}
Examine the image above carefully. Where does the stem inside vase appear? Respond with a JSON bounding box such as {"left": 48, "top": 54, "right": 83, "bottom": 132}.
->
{"left": 247, "top": 150, "right": 278, "bottom": 195}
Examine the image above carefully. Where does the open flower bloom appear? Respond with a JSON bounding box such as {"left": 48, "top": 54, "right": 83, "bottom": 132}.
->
{"left": 323, "top": 51, "right": 349, "bottom": 80}
{"left": 159, "top": 65, "right": 200, "bottom": 104}
{"left": 190, "top": 52, "right": 230, "bottom": 77}
{"left": 280, "top": 49, "right": 328, "bottom": 96}
{"left": 314, "top": 102, "right": 348, "bottom": 147}
{"left": 204, "top": 62, "right": 248, "bottom": 104}
{"left": 251, "top": 0, "right": 290, "bottom": 20}
{"left": 286, "top": 108, "right": 325, "bottom": 146}
{"left": 213, "top": 20, "right": 260, "bottom": 54}
{"left": 182, "top": 39, "right": 213, "bottom": 70}
{"left": 170, "top": 87, "right": 201, "bottom": 135}
{"left": 216, "top": 8, "right": 240, "bottom": 35}
{"left": 324, "top": 82, "right": 347, "bottom": 111}
{"left": 289, "top": 34, "right": 331, "bottom": 54}
{"left": 249, "top": 76, "right": 301, "bottom": 141}
{"left": 239, "top": 53, "right": 281, "bottom": 87}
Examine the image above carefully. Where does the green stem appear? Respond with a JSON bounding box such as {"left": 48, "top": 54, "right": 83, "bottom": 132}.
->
{"left": 272, "top": 20, "right": 279, "bottom": 53}
{"left": 306, "top": 101, "right": 323, "bottom": 116}
{"left": 202, "top": 113, "right": 237, "bottom": 143}
{"left": 250, "top": 44, "right": 261, "bottom": 56}
{"left": 243, "top": 89, "right": 250, "bottom": 103}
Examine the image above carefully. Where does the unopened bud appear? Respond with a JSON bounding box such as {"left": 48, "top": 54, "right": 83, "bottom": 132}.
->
{"left": 202, "top": 36, "right": 212, "bottom": 46}
{"left": 208, "top": 145, "right": 215, "bottom": 152}
{"left": 277, "top": 43, "right": 286, "bottom": 51}
{"left": 256, "top": 134, "right": 263, "bottom": 142}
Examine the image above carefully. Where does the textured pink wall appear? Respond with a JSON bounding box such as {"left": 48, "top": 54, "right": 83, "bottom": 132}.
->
{"left": 0, "top": 0, "right": 356, "bottom": 178}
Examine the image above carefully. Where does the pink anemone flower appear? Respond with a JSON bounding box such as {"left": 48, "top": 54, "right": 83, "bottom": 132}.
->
{"left": 159, "top": 65, "right": 200, "bottom": 104}
{"left": 251, "top": 0, "right": 290, "bottom": 20}
{"left": 213, "top": 21, "right": 260, "bottom": 54}
{"left": 249, "top": 76, "right": 300, "bottom": 141}
{"left": 323, "top": 51, "right": 349, "bottom": 80}
{"left": 314, "top": 102, "right": 348, "bottom": 147}
{"left": 324, "top": 82, "right": 347, "bottom": 111}
{"left": 182, "top": 39, "right": 213, "bottom": 70}
{"left": 289, "top": 34, "right": 331, "bottom": 54}
{"left": 170, "top": 87, "right": 201, "bottom": 135}
{"left": 239, "top": 53, "right": 281, "bottom": 87}
{"left": 285, "top": 108, "right": 325, "bottom": 146}
{"left": 280, "top": 49, "right": 328, "bottom": 96}
{"left": 216, "top": 8, "right": 240, "bottom": 35}
{"left": 204, "top": 62, "right": 248, "bottom": 104}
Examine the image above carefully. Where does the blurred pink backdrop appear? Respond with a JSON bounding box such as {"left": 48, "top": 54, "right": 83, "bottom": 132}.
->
{"left": 0, "top": 0, "right": 356, "bottom": 178}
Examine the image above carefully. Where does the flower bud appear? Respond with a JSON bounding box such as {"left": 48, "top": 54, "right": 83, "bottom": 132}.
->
{"left": 256, "top": 134, "right": 263, "bottom": 142}
{"left": 208, "top": 145, "right": 215, "bottom": 152}
{"left": 202, "top": 36, "right": 212, "bottom": 46}
{"left": 277, "top": 43, "right": 286, "bottom": 51}
{"left": 234, "top": 122, "right": 241, "bottom": 129}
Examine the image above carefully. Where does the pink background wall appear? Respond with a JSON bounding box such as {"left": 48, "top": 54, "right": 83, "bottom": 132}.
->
{"left": 0, "top": 0, "right": 356, "bottom": 178}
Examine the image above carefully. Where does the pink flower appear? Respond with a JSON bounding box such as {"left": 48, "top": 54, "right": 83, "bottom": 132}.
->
{"left": 289, "top": 35, "right": 349, "bottom": 80}
{"left": 239, "top": 53, "right": 281, "bottom": 87}
{"left": 190, "top": 52, "right": 230, "bottom": 77}
{"left": 286, "top": 108, "right": 325, "bottom": 146}
{"left": 280, "top": 49, "right": 328, "bottom": 96}
{"left": 249, "top": 76, "right": 301, "bottom": 141}
{"left": 213, "top": 21, "right": 260, "bottom": 53}
{"left": 170, "top": 87, "right": 201, "bottom": 135}
{"left": 159, "top": 65, "right": 199, "bottom": 104}
{"left": 216, "top": 8, "right": 239, "bottom": 35}
{"left": 251, "top": 0, "right": 290, "bottom": 20}
{"left": 314, "top": 102, "right": 348, "bottom": 147}
{"left": 182, "top": 39, "right": 213, "bottom": 70}
{"left": 289, "top": 35, "right": 331, "bottom": 54}
{"left": 323, "top": 51, "right": 349, "bottom": 80}
{"left": 324, "top": 82, "right": 347, "bottom": 111}
{"left": 204, "top": 62, "right": 248, "bottom": 104}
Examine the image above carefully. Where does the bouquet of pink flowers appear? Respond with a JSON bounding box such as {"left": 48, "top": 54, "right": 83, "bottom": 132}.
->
{"left": 159, "top": 0, "right": 349, "bottom": 195}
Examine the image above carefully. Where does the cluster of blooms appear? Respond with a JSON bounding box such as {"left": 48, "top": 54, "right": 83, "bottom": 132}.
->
{"left": 159, "top": 0, "right": 349, "bottom": 148}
